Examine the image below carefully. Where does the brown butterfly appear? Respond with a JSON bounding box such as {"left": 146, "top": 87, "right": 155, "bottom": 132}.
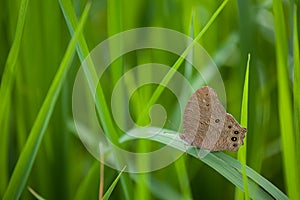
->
{"left": 180, "top": 86, "right": 247, "bottom": 151}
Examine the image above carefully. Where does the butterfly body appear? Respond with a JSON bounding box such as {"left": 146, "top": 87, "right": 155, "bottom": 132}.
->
{"left": 180, "top": 86, "right": 247, "bottom": 151}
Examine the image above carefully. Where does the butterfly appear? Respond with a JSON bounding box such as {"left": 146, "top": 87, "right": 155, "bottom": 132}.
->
{"left": 180, "top": 86, "right": 247, "bottom": 151}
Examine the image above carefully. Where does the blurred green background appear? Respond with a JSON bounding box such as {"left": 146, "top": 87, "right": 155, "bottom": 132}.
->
{"left": 0, "top": 0, "right": 299, "bottom": 199}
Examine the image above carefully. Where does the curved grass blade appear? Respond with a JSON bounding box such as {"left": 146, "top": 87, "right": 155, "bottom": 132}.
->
{"left": 0, "top": 0, "right": 29, "bottom": 195}
{"left": 2, "top": 4, "right": 91, "bottom": 199}
{"left": 120, "top": 128, "right": 288, "bottom": 200}
{"left": 214, "top": 152, "right": 288, "bottom": 200}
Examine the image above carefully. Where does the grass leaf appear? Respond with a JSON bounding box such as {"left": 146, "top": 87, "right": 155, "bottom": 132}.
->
{"left": 293, "top": 4, "right": 300, "bottom": 170}
{"left": 236, "top": 54, "right": 250, "bottom": 199}
{"left": 273, "top": 0, "right": 300, "bottom": 199}
{"left": 0, "top": 0, "right": 29, "bottom": 195}
{"left": 59, "top": 0, "right": 133, "bottom": 199}
{"left": 137, "top": 0, "right": 229, "bottom": 124}
{"left": 2, "top": 3, "right": 91, "bottom": 199}
{"left": 102, "top": 166, "right": 127, "bottom": 200}
{"left": 120, "top": 128, "right": 288, "bottom": 200}
{"left": 74, "top": 162, "right": 100, "bottom": 200}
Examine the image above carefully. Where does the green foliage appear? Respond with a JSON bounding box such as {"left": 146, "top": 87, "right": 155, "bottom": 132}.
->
{"left": 0, "top": 0, "right": 298, "bottom": 199}
{"left": 236, "top": 54, "right": 250, "bottom": 200}
{"left": 273, "top": 0, "right": 300, "bottom": 199}
{"left": 293, "top": 4, "right": 300, "bottom": 177}
{"left": 120, "top": 129, "right": 288, "bottom": 200}
{"left": 0, "top": 0, "right": 29, "bottom": 195}
{"left": 102, "top": 166, "right": 127, "bottom": 200}
{"left": 2, "top": 3, "right": 91, "bottom": 199}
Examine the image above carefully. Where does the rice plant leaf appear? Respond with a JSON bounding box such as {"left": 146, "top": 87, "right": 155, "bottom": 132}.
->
{"left": 214, "top": 152, "right": 288, "bottom": 200}
{"left": 102, "top": 166, "right": 127, "bottom": 200}
{"left": 130, "top": 174, "right": 182, "bottom": 200}
{"left": 174, "top": 11, "right": 195, "bottom": 199}
{"left": 59, "top": 1, "right": 133, "bottom": 199}
{"left": 120, "top": 128, "right": 288, "bottom": 200}
{"left": 137, "top": 0, "right": 229, "bottom": 124}
{"left": 0, "top": 0, "right": 29, "bottom": 195}
{"left": 236, "top": 54, "right": 250, "bottom": 200}
{"left": 74, "top": 162, "right": 100, "bottom": 200}
{"left": 59, "top": 0, "right": 119, "bottom": 143}
{"left": 2, "top": 3, "right": 91, "bottom": 199}
{"left": 273, "top": 0, "right": 300, "bottom": 199}
{"left": 107, "top": 0, "right": 123, "bottom": 87}
{"left": 293, "top": 4, "right": 300, "bottom": 168}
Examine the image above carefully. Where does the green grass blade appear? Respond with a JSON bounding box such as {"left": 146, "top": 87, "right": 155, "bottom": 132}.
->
{"left": 102, "top": 166, "right": 127, "bottom": 200}
{"left": 236, "top": 54, "right": 250, "bottom": 200}
{"left": 215, "top": 152, "right": 288, "bottom": 200}
{"left": 74, "top": 162, "right": 100, "bottom": 200}
{"left": 173, "top": 11, "right": 194, "bottom": 199}
{"left": 137, "top": 0, "right": 229, "bottom": 124}
{"left": 59, "top": 0, "right": 119, "bottom": 143}
{"left": 107, "top": 1, "right": 139, "bottom": 198}
{"left": 107, "top": 0, "right": 125, "bottom": 138}
{"left": 0, "top": 0, "right": 29, "bottom": 195}
{"left": 2, "top": 4, "right": 91, "bottom": 199}
{"left": 293, "top": 5, "right": 300, "bottom": 167}
{"left": 174, "top": 157, "right": 192, "bottom": 199}
{"left": 130, "top": 174, "right": 182, "bottom": 200}
{"left": 59, "top": 1, "right": 133, "bottom": 199}
{"left": 0, "top": 0, "right": 295, "bottom": 199}
{"left": 273, "top": 0, "right": 300, "bottom": 199}
{"left": 120, "top": 129, "right": 288, "bottom": 200}
{"left": 107, "top": 0, "right": 123, "bottom": 87}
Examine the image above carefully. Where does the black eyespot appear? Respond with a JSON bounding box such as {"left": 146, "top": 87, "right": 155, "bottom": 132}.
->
{"left": 234, "top": 131, "right": 239, "bottom": 134}
{"left": 215, "top": 119, "right": 220, "bottom": 123}
{"left": 233, "top": 144, "right": 237, "bottom": 147}
{"left": 231, "top": 137, "right": 237, "bottom": 141}
{"left": 206, "top": 104, "right": 209, "bottom": 106}
{"left": 228, "top": 125, "right": 232, "bottom": 129}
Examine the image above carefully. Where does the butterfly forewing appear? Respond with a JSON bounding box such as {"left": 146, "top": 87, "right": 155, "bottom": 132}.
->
{"left": 181, "top": 86, "right": 247, "bottom": 151}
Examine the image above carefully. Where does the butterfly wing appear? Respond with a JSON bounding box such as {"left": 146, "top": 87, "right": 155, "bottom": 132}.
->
{"left": 219, "top": 114, "right": 247, "bottom": 151}
{"left": 181, "top": 86, "right": 247, "bottom": 151}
